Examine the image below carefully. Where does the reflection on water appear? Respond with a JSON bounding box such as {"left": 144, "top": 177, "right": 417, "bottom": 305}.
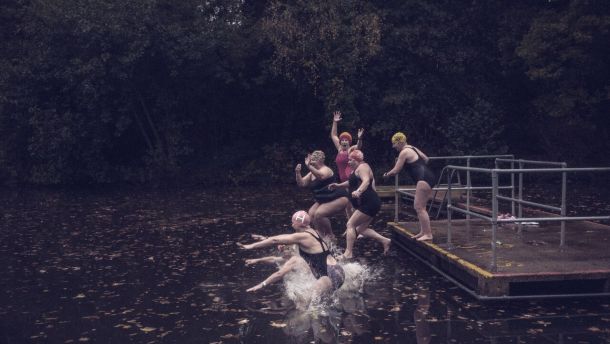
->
{"left": 0, "top": 185, "right": 609, "bottom": 343}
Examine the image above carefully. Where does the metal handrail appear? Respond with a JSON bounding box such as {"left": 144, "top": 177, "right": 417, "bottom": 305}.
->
{"left": 444, "top": 165, "right": 610, "bottom": 272}
{"left": 393, "top": 154, "right": 515, "bottom": 222}
{"left": 494, "top": 158, "right": 567, "bottom": 235}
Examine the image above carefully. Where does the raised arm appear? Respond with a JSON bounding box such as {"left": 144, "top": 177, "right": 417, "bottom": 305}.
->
{"left": 295, "top": 164, "right": 312, "bottom": 187}
{"left": 356, "top": 128, "right": 364, "bottom": 150}
{"left": 330, "top": 111, "right": 342, "bottom": 151}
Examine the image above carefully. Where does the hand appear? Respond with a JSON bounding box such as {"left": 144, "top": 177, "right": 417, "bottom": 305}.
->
{"left": 305, "top": 154, "right": 311, "bottom": 166}
{"left": 251, "top": 234, "right": 266, "bottom": 241}
{"left": 357, "top": 128, "right": 364, "bottom": 139}
{"left": 295, "top": 164, "right": 301, "bottom": 172}
{"left": 245, "top": 258, "right": 258, "bottom": 266}
{"left": 352, "top": 190, "right": 362, "bottom": 198}
{"left": 328, "top": 183, "right": 337, "bottom": 190}
{"left": 237, "top": 242, "right": 254, "bottom": 250}
{"left": 247, "top": 282, "right": 265, "bottom": 292}
{"left": 333, "top": 111, "right": 342, "bottom": 122}
{"left": 382, "top": 172, "right": 390, "bottom": 179}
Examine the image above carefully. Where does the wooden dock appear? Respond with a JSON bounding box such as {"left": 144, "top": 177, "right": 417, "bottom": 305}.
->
{"left": 389, "top": 218, "right": 610, "bottom": 299}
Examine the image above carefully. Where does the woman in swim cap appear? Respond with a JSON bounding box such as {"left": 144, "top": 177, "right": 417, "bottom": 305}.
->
{"left": 238, "top": 210, "right": 345, "bottom": 299}
{"left": 383, "top": 132, "right": 436, "bottom": 241}
{"left": 328, "top": 149, "right": 392, "bottom": 259}
{"left": 330, "top": 111, "right": 363, "bottom": 183}
{"left": 295, "top": 150, "right": 349, "bottom": 240}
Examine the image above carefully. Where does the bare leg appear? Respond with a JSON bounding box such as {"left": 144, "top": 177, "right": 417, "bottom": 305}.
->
{"left": 308, "top": 202, "right": 320, "bottom": 229}
{"left": 358, "top": 224, "right": 392, "bottom": 255}
{"left": 314, "top": 197, "right": 349, "bottom": 239}
{"left": 343, "top": 210, "right": 385, "bottom": 259}
{"left": 414, "top": 181, "right": 433, "bottom": 241}
{"left": 310, "top": 276, "right": 333, "bottom": 306}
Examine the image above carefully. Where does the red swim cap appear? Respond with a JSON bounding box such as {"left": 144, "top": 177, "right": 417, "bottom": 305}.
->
{"left": 339, "top": 132, "right": 352, "bottom": 143}
{"left": 349, "top": 149, "right": 364, "bottom": 162}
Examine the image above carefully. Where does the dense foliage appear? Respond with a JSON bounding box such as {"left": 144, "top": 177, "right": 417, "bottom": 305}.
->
{"left": 1, "top": 0, "right": 609, "bottom": 185}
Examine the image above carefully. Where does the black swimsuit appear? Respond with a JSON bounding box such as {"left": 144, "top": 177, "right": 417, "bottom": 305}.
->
{"left": 299, "top": 231, "right": 345, "bottom": 290}
{"left": 405, "top": 147, "right": 436, "bottom": 187}
{"left": 348, "top": 171, "right": 381, "bottom": 218}
{"left": 310, "top": 174, "right": 348, "bottom": 204}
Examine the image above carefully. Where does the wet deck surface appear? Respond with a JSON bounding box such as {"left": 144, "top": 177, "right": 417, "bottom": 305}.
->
{"left": 392, "top": 218, "right": 610, "bottom": 275}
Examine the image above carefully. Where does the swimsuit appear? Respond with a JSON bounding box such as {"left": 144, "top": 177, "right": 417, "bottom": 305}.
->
{"left": 348, "top": 171, "right": 381, "bottom": 217}
{"left": 310, "top": 174, "right": 348, "bottom": 204}
{"left": 335, "top": 150, "right": 351, "bottom": 182}
{"left": 405, "top": 147, "right": 436, "bottom": 187}
{"left": 299, "top": 231, "right": 345, "bottom": 290}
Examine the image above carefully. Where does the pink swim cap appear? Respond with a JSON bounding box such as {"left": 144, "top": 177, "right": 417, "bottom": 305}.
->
{"left": 291, "top": 210, "right": 311, "bottom": 226}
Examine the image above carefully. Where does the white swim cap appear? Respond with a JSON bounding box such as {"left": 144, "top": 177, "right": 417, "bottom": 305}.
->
{"left": 291, "top": 210, "right": 311, "bottom": 226}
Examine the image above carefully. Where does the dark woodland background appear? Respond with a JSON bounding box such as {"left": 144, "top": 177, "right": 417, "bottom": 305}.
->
{"left": 1, "top": 0, "right": 609, "bottom": 186}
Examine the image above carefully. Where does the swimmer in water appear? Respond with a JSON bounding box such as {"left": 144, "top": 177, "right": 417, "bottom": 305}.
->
{"left": 383, "top": 132, "right": 436, "bottom": 241}
{"left": 238, "top": 211, "right": 345, "bottom": 299}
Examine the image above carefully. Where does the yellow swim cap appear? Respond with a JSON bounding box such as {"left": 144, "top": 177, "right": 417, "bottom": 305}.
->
{"left": 391, "top": 132, "right": 407, "bottom": 144}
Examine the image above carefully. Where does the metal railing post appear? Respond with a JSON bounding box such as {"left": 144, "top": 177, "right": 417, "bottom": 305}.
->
{"left": 466, "top": 157, "right": 472, "bottom": 220}
{"left": 394, "top": 173, "right": 399, "bottom": 222}
{"left": 447, "top": 169, "right": 453, "bottom": 249}
{"left": 511, "top": 160, "right": 516, "bottom": 216}
{"left": 491, "top": 170, "right": 498, "bottom": 272}
{"left": 560, "top": 163, "right": 567, "bottom": 247}
{"left": 518, "top": 161, "right": 524, "bottom": 235}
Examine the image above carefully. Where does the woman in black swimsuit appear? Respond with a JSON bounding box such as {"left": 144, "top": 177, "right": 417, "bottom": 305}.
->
{"left": 237, "top": 211, "right": 345, "bottom": 299}
{"left": 295, "top": 150, "right": 349, "bottom": 239}
{"left": 383, "top": 132, "right": 436, "bottom": 241}
{"left": 329, "top": 149, "right": 391, "bottom": 259}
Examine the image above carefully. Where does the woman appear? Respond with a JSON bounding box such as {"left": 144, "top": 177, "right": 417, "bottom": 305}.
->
{"left": 383, "top": 132, "right": 436, "bottom": 241}
{"left": 237, "top": 211, "right": 345, "bottom": 299}
{"left": 329, "top": 149, "right": 391, "bottom": 259}
{"left": 330, "top": 110, "right": 363, "bottom": 182}
{"left": 295, "top": 150, "right": 349, "bottom": 239}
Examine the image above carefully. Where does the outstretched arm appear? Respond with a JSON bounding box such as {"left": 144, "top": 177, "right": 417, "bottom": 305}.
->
{"left": 384, "top": 150, "right": 408, "bottom": 178}
{"left": 246, "top": 256, "right": 302, "bottom": 292}
{"left": 245, "top": 256, "right": 285, "bottom": 266}
{"left": 328, "top": 180, "right": 349, "bottom": 190}
{"left": 330, "top": 111, "right": 342, "bottom": 151}
{"left": 238, "top": 233, "right": 306, "bottom": 250}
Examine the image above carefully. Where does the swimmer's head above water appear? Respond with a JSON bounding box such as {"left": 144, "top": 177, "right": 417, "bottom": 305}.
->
{"left": 348, "top": 149, "right": 364, "bottom": 169}
{"left": 291, "top": 210, "right": 311, "bottom": 230}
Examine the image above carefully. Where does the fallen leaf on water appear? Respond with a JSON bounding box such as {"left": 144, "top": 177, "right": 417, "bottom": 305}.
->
{"left": 270, "top": 321, "right": 287, "bottom": 328}
{"left": 140, "top": 327, "right": 156, "bottom": 333}
{"left": 237, "top": 319, "right": 249, "bottom": 325}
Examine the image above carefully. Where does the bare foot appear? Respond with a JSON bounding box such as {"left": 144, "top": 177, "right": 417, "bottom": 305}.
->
{"left": 413, "top": 232, "right": 424, "bottom": 239}
{"left": 338, "top": 253, "right": 353, "bottom": 260}
{"left": 383, "top": 239, "right": 391, "bottom": 255}
{"left": 417, "top": 235, "right": 433, "bottom": 242}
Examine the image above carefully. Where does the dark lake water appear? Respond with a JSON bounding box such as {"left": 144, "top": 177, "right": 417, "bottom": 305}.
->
{"left": 1, "top": 184, "right": 610, "bottom": 343}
